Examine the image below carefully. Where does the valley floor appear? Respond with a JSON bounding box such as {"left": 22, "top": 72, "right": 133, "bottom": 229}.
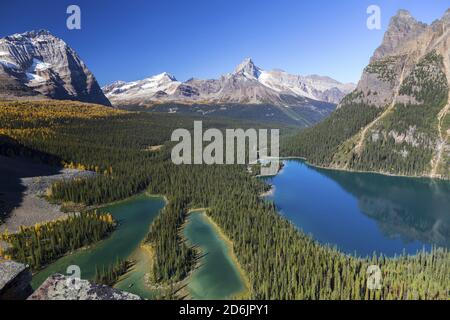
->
{"left": 0, "top": 155, "right": 95, "bottom": 233}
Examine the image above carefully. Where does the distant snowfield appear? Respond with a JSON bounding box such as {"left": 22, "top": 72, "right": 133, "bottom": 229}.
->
{"left": 103, "top": 59, "right": 355, "bottom": 106}
{"left": 106, "top": 72, "right": 181, "bottom": 98}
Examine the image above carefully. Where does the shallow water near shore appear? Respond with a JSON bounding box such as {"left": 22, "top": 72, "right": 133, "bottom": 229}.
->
{"left": 265, "top": 159, "right": 450, "bottom": 257}
{"left": 183, "top": 211, "right": 247, "bottom": 300}
{"left": 31, "top": 194, "right": 165, "bottom": 297}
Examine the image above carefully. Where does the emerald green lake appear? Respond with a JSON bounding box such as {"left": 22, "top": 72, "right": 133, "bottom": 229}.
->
{"left": 31, "top": 193, "right": 165, "bottom": 298}
{"left": 183, "top": 211, "right": 247, "bottom": 300}
{"left": 266, "top": 160, "right": 450, "bottom": 257}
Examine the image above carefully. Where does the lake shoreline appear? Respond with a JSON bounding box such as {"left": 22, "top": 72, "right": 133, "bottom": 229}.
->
{"left": 200, "top": 212, "right": 252, "bottom": 299}
{"left": 279, "top": 156, "right": 450, "bottom": 181}
{"left": 264, "top": 158, "right": 449, "bottom": 257}
{"left": 30, "top": 193, "right": 166, "bottom": 291}
{"left": 114, "top": 243, "right": 162, "bottom": 299}
{"left": 182, "top": 209, "right": 251, "bottom": 300}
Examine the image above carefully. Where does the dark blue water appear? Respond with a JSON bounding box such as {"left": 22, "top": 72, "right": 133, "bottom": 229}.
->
{"left": 266, "top": 160, "right": 450, "bottom": 257}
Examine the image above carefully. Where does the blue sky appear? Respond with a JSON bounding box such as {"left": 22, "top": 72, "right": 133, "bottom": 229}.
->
{"left": 0, "top": 1, "right": 448, "bottom": 85}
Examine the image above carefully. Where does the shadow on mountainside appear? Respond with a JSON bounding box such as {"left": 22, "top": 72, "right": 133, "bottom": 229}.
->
{"left": 0, "top": 138, "right": 62, "bottom": 224}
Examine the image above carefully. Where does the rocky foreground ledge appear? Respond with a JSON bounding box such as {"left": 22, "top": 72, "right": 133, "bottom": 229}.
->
{"left": 0, "top": 259, "right": 141, "bottom": 300}
{"left": 0, "top": 258, "right": 33, "bottom": 300}
{"left": 29, "top": 274, "right": 141, "bottom": 300}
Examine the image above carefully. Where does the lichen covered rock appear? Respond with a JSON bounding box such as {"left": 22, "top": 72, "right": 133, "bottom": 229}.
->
{"left": 29, "top": 274, "right": 141, "bottom": 300}
{"left": 0, "top": 258, "right": 33, "bottom": 300}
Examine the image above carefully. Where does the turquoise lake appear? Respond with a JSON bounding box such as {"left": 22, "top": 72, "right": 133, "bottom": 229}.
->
{"left": 265, "top": 160, "right": 450, "bottom": 257}
{"left": 31, "top": 196, "right": 246, "bottom": 300}
{"left": 31, "top": 193, "right": 165, "bottom": 297}
{"left": 183, "top": 211, "right": 246, "bottom": 299}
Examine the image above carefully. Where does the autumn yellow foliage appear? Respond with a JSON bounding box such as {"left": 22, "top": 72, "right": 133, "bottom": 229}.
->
{"left": 0, "top": 100, "right": 126, "bottom": 123}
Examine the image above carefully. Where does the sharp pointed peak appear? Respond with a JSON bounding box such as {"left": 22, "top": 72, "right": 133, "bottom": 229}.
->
{"left": 241, "top": 57, "right": 254, "bottom": 64}
{"left": 156, "top": 72, "right": 177, "bottom": 81}
{"left": 234, "top": 57, "right": 261, "bottom": 78}
{"left": 142, "top": 72, "right": 177, "bottom": 82}
{"left": 235, "top": 58, "right": 255, "bottom": 72}
{"left": 388, "top": 9, "right": 427, "bottom": 27}
{"left": 384, "top": 9, "right": 427, "bottom": 36}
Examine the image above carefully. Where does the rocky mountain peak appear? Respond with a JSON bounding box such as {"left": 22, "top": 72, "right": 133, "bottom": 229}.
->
{"left": 395, "top": 9, "right": 413, "bottom": 20}
{"left": 23, "top": 29, "right": 53, "bottom": 38}
{"left": 0, "top": 30, "right": 111, "bottom": 105}
{"left": 234, "top": 58, "right": 261, "bottom": 79}
{"left": 104, "top": 57, "right": 354, "bottom": 106}
{"left": 6, "top": 29, "right": 56, "bottom": 42}
{"left": 371, "top": 9, "right": 427, "bottom": 61}
{"left": 389, "top": 9, "right": 425, "bottom": 29}
{"left": 154, "top": 72, "right": 177, "bottom": 82}
{"left": 343, "top": 8, "right": 450, "bottom": 110}
{"left": 439, "top": 8, "right": 450, "bottom": 24}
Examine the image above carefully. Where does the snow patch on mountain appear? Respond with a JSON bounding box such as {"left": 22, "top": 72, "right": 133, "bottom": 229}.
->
{"left": 103, "top": 58, "right": 355, "bottom": 106}
{"left": 104, "top": 72, "right": 181, "bottom": 100}
{"left": 26, "top": 72, "right": 44, "bottom": 82}
{"left": 31, "top": 58, "right": 51, "bottom": 71}
{"left": 0, "top": 30, "right": 111, "bottom": 105}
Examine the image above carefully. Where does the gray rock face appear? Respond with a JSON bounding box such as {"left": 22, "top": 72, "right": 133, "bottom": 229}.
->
{"left": 341, "top": 9, "right": 450, "bottom": 109}
{"left": 371, "top": 10, "right": 427, "bottom": 62}
{"left": 0, "top": 258, "right": 33, "bottom": 300}
{"left": 0, "top": 30, "right": 111, "bottom": 106}
{"left": 29, "top": 274, "right": 141, "bottom": 300}
{"left": 334, "top": 9, "right": 450, "bottom": 179}
{"left": 350, "top": 55, "right": 408, "bottom": 107}
{"left": 103, "top": 58, "right": 354, "bottom": 107}
{"left": 0, "top": 64, "right": 45, "bottom": 100}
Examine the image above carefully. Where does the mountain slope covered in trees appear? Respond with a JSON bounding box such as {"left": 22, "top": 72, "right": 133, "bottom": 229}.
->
{"left": 283, "top": 10, "right": 450, "bottom": 179}
{"left": 0, "top": 100, "right": 448, "bottom": 299}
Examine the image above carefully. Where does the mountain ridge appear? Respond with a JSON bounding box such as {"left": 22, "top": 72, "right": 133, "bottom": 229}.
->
{"left": 284, "top": 9, "right": 450, "bottom": 179}
{"left": 0, "top": 30, "right": 111, "bottom": 106}
{"left": 103, "top": 58, "right": 355, "bottom": 107}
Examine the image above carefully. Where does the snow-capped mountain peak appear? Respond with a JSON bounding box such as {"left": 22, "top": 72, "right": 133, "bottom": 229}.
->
{"left": 0, "top": 29, "right": 111, "bottom": 105}
{"left": 102, "top": 72, "right": 181, "bottom": 100}
{"left": 5, "top": 29, "right": 53, "bottom": 41}
{"left": 149, "top": 72, "right": 177, "bottom": 82}
{"left": 103, "top": 58, "right": 355, "bottom": 106}
{"left": 233, "top": 58, "right": 262, "bottom": 79}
